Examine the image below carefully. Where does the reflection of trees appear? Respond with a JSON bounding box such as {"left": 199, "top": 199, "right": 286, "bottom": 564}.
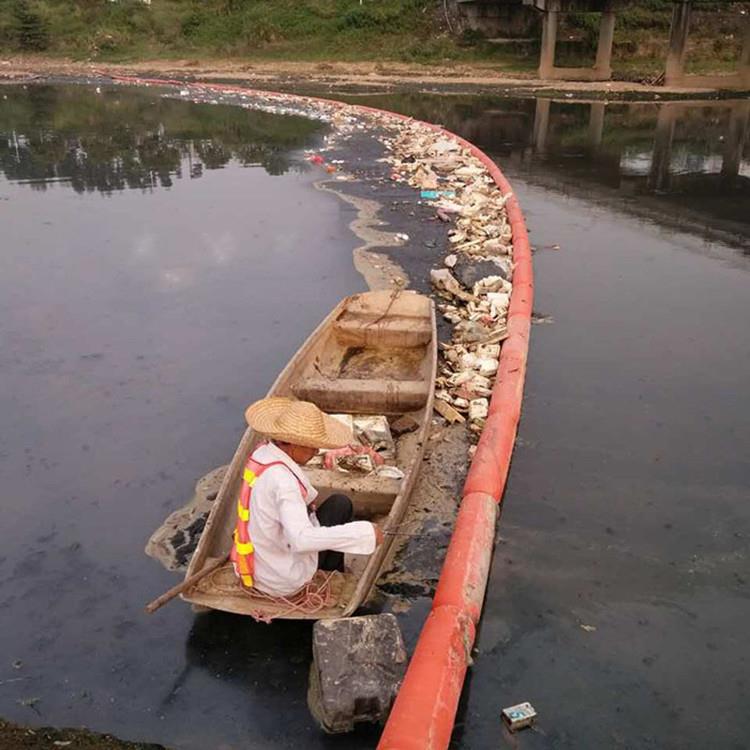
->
{"left": 0, "top": 85, "right": 325, "bottom": 193}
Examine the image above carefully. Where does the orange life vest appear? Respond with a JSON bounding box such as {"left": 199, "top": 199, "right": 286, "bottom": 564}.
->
{"left": 230, "top": 448, "right": 308, "bottom": 588}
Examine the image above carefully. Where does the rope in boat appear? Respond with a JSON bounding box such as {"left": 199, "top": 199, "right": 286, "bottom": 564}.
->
{"left": 201, "top": 565, "right": 338, "bottom": 623}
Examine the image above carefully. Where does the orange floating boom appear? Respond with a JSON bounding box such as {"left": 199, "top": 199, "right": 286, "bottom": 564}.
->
{"left": 376, "top": 130, "right": 533, "bottom": 750}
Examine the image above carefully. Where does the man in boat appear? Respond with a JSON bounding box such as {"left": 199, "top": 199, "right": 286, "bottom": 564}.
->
{"left": 231, "top": 397, "right": 383, "bottom": 598}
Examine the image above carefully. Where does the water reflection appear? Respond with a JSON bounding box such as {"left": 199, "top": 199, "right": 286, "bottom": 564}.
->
{"left": 0, "top": 82, "right": 366, "bottom": 746}
{"left": 0, "top": 84, "right": 324, "bottom": 192}
{"left": 340, "top": 92, "right": 750, "bottom": 244}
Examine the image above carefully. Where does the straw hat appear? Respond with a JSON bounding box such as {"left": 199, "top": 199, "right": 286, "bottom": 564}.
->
{"left": 244, "top": 397, "right": 353, "bottom": 450}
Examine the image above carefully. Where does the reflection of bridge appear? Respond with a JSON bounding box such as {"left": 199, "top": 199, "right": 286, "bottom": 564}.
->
{"left": 437, "top": 95, "right": 750, "bottom": 246}
{"left": 532, "top": 99, "right": 750, "bottom": 191}
{"left": 456, "top": 0, "right": 750, "bottom": 88}
{"left": 530, "top": 98, "right": 750, "bottom": 191}
{"left": 524, "top": 97, "right": 750, "bottom": 247}
{"left": 648, "top": 101, "right": 750, "bottom": 191}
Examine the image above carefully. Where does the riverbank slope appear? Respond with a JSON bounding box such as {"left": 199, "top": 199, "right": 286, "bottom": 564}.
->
{"left": 1, "top": 0, "right": 748, "bottom": 82}
{"left": 2, "top": 56, "right": 748, "bottom": 100}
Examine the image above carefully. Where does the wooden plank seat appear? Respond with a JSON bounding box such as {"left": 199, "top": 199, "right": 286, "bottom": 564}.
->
{"left": 333, "top": 290, "right": 432, "bottom": 348}
{"left": 292, "top": 377, "right": 429, "bottom": 415}
{"left": 334, "top": 314, "right": 432, "bottom": 348}
{"left": 306, "top": 468, "right": 403, "bottom": 517}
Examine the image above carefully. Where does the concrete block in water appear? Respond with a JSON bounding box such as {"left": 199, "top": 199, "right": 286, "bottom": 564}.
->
{"left": 308, "top": 614, "right": 407, "bottom": 734}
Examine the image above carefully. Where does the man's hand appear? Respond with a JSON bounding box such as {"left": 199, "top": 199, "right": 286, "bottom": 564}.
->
{"left": 372, "top": 523, "right": 384, "bottom": 546}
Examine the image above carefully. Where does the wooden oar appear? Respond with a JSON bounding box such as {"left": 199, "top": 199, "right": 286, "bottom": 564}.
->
{"left": 145, "top": 555, "right": 228, "bottom": 614}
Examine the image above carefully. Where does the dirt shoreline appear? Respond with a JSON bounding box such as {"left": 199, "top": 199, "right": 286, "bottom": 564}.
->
{"left": 2, "top": 54, "right": 748, "bottom": 100}
{"left": 0, "top": 719, "right": 167, "bottom": 750}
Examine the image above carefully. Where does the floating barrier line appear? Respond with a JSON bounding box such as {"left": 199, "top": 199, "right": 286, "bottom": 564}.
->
{"left": 97, "top": 73, "right": 532, "bottom": 750}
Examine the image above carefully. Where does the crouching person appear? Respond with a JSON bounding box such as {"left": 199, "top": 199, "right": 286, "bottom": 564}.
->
{"left": 231, "top": 397, "right": 383, "bottom": 597}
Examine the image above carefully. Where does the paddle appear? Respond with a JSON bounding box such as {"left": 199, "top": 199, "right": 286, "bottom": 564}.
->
{"left": 145, "top": 555, "right": 228, "bottom": 614}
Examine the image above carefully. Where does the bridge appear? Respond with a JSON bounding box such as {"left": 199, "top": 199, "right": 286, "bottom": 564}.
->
{"left": 455, "top": 0, "right": 750, "bottom": 88}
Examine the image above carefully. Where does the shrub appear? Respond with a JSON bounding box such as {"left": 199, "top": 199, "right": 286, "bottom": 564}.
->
{"left": 11, "top": 0, "right": 49, "bottom": 50}
{"left": 336, "top": 6, "right": 381, "bottom": 31}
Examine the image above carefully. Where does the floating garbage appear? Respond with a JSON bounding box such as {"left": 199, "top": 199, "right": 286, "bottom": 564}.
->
{"left": 468, "top": 398, "right": 489, "bottom": 421}
{"left": 501, "top": 702, "right": 537, "bottom": 732}
{"left": 430, "top": 269, "right": 474, "bottom": 303}
{"left": 429, "top": 264, "right": 512, "bottom": 432}
{"left": 337, "top": 453, "right": 377, "bottom": 474}
{"left": 376, "top": 465, "right": 405, "bottom": 480}
{"left": 160, "top": 85, "right": 517, "bottom": 444}
{"left": 390, "top": 414, "right": 419, "bottom": 436}
{"left": 421, "top": 190, "right": 457, "bottom": 200}
{"left": 353, "top": 416, "right": 395, "bottom": 460}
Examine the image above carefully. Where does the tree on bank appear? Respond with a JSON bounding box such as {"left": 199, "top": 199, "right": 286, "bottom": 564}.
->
{"left": 8, "top": 0, "right": 49, "bottom": 50}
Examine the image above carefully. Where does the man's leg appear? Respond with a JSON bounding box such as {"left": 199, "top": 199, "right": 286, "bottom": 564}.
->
{"left": 316, "top": 493, "right": 354, "bottom": 572}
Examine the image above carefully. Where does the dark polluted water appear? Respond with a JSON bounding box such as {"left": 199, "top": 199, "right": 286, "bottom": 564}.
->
{"left": 1, "top": 82, "right": 749, "bottom": 750}
{"left": 0, "top": 84, "right": 370, "bottom": 748}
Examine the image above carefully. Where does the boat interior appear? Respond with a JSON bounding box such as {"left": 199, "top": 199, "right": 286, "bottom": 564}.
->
{"left": 184, "top": 290, "right": 436, "bottom": 618}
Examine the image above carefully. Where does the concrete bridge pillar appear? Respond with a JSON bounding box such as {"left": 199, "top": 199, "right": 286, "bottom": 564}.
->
{"left": 665, "top": 1, "right": 692, "bottom": 85}
{"left": 538, "top": 9, "right": 559, "bottom": 79}
{"left": 533, "top": 1, "right": 618, "bottom": 82}
{"left": 594, "top": 10, "right": 616, "bottom": 79}
{"left": 741, "top": 17, "right": 750, "bottom": 86}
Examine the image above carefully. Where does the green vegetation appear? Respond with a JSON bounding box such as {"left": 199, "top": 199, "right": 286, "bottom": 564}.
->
{"left": 0, "top": 0, "right": 746, "bottom": 75}
{"left": 2, "top": 0, "right": 49, "bottom": 51}
{"left": 0, "top": 0, "right": 471, "bottom": 62}
{"left": 560, "top": 0, "right": 747, "bottom": 76}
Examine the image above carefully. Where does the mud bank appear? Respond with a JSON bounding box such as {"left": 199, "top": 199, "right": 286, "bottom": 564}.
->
{"left": 3, "top": 56, "right": 748, "bottom": 101}
{"left": 0, "top": 719, "right": 166, "bottom": 750}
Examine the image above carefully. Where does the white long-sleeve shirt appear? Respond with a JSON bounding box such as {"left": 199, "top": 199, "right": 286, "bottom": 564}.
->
{"left": 242, "top": 442, "right": 376, "bottom": 596}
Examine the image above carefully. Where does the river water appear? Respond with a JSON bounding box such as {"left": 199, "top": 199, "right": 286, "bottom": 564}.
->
{"left": 1, "top": 84, "right": 748, "bottom": 749}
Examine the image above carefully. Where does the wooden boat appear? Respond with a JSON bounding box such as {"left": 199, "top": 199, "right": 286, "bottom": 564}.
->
{"left": 182, "top": 289, "right": 437, "bottom": 620}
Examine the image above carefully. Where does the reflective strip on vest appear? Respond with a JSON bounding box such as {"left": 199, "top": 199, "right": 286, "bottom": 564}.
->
{"left": 237, "top": 499, "right": 249, "bottom": 522}
{"left": 235, "top": 551, "right": 253, "bottom": 587}
{"left": 235, "top": 539, "right": 254, "bottom": 555}
{"left": 232, "top": 449, "right": 308, "bottom": 590}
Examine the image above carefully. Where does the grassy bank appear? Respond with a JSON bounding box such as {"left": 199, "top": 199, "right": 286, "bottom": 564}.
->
{"left": 0, "top": 0, "right": 747, "bottom": 77}
{"left": 0, "top": 0, "right": 469, "bottom": 63}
